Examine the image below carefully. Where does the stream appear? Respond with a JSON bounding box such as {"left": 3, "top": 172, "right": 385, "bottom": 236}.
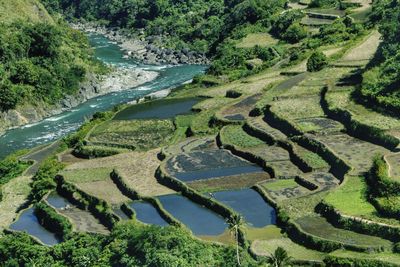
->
{"left": 0, "top": 34, "right": 206, "bottom": 158}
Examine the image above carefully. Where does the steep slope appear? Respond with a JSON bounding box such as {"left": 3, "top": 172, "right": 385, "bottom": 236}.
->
{"left": 0, "top": 0, "right": 53, "bottom": 23}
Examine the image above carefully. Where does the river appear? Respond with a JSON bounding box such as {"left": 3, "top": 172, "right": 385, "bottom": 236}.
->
{"left": 0, "top": 34, "right": 206, "bottom": 158}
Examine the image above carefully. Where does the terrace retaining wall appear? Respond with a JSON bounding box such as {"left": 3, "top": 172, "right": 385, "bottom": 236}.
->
{"left": 316, "top": 201, "right": 400, "bottom": 242}
{"left": 56, "top": 175, "right": 119, "bottom": 230}
{"left": 321, "top": 86, "right": 399, "bottom": 151}
{"left": 156, "top": 162, "right": 248, "bottom": 247}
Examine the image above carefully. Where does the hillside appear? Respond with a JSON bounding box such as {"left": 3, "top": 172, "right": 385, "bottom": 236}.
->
{"left": 0, "top": 0, "right": 110, "bottom": 133}
{"left": 1, "top": 0, "right": 400, "bottom": 266}
{"left": 0, "top": 0, "right": 53, "bottom": 23}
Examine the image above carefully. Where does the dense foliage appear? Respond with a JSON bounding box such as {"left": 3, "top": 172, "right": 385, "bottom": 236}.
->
{"left": 357, "top": 0, "right": 400, "bottom": 114}
{"left": 0, "top": 20, "right": 106, "bottom": 112}
{"left": 29, "top": 156, "right": 65, "bottom": 202}
{"left": 0, "top": 222, "right": 256, "bottom": 266}
{"left": 307, "top": 51, "right": 328, "bottom": 72}
{"left": 0, "top": 150, "right": 31, "bottom": 201}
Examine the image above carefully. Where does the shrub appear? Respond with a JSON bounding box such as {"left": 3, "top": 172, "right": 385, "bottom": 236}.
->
{"left": 307, "top": 51, "right": 328, "bottom": 72}
{"left": 34, "top": 202, "right": 72, "bottom": 239}
{"left": 282, "top": 23, "right": 308, "bottom": 43}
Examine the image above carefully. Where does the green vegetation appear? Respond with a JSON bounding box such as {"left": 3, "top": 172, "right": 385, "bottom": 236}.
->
{"left": 324, "top": 176, "right": 376, "bottom": 216}
{"left": 307, "top": 51, "right": 328, "bottom": 72}
{"left": 261, "top": 179, "right": 299, "bottom": 191}
{"left": 29, "top": 157, "right": 65, "bottom": 202}
{"left": 5, "top": 0, "right": 400, "bottom": 265}
{"left": 0, "top": 0, "right": 53, "bottom": 23}
{"left": 89, "top": 119, "right": 176, "bottom": 150}
{"left": 356, "top": 0, "right": 400, "bottom": 115}
{"left": 0, "top": 20, "right": 106, "bottom": 112}
{"left": 0, "top": 150, "right": 31, "bottom": 201}
{"left": 0, "top": 222, "right": 256, "bottom": 266}
{"left": 34, "top": 201, "right": 72, "bottom": 239}
{"left": 220, "top": 125, "right": 264, "bottom": 148}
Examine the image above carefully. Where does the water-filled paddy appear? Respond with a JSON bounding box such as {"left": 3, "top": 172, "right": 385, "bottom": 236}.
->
{"left": 174, "top": 165, "right": 263, "bottom": 182}
{"left": 167, "top": 149, "right": 264, "bottom": 182}
{"left": 158, "top": 194, "right": 227, "bottom": 235}
{"left": 113, "top": 97, "right": 201, "bottom": 120}
{"left": 213, "top": 189, "right": 276, "bottom": 228}
{"left": 10, "top": 208, "right": 61, "bottom": 246}
{"left": 129, "top": 202, "right": 169, "bottom": 226}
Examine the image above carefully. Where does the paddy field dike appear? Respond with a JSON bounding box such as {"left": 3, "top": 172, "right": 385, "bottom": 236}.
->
{"left": 3, "top": 1, "right": 400, "bottom": 266}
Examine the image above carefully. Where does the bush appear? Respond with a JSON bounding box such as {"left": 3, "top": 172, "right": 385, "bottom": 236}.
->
{"left": 282, "top": 23, "right": 308, "bottom": 43}
{"left": 307, "top": 51, "right": 328, "bottom": 72}
{"left": 34, "top": 202, "right": 72, "bottom": 239}
{"left": 29, "top": 158, "right": 65, "bottom": 202}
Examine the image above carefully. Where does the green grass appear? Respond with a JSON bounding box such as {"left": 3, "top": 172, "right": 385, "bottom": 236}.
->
{"left": 330, "top": 250, "right": 400, "bottom": 265}
{"left": 61, "top": 168, "right": 111, "bottom": 184}
{"left": 236, "top": 33, "right": 278, "bottom": 49}
{"left": 296, "top": 145, "right": 329, "bottom": 170}
{"left": 326, "top": 89, "right": 400, "bottom": 131}
{"left": 251, "top": 237, "right": 325, "bottom": 261}
{"left": 324, "top": 176, "right": 376, "bottom": 216}
{"left": 190, "top": 110, "right": 218, "bottom": 135}
{"left": 220, "top": 125, "right": 264, "bottom": 148}
{"left": 246, "top": 225, "right": 282, "bottom": 241}
{"left": 261, "top": 179, "right": 298, "bottom": 191}
{"left": 306, "top": 8, "right": 345, "bottom": 16}
{"left": 300, "top": 16, "right": 334, "bottom": 26}
{"left": 296, "top": 216, "right": 392, "bottom": 248}
{"left": 349, "top": 7, "right": 372, "bottom": 23}
{"left": 0, "top": 0, "right": 53, "bottom": 23}
{"left": 89, "top": 119, "right": 176, "bottom": 150}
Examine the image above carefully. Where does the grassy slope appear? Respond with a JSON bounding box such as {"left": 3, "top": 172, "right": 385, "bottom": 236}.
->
{"left": 0, "top": 0, "right": 53, "bottom": 23}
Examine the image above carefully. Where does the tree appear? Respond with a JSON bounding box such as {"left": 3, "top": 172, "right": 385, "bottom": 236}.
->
{"left": 227, "top": 214, "right": 245, "bottom": 266}
{"left": 266, "top": 247, "right": 292, "bottom": 267}
{"left": 282, "top": 23, "right": 308, "bottom": 43}
{"left": 307, "top": 51, "right": 328, "bottom": 72}
{"left": 0, "top": 82, "right": 18, "bottom": 111}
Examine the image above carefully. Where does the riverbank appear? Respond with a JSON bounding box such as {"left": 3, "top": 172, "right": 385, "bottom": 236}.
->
{"left": 71, "top": 22, "right": 210, "bottom": 66}
{"left": 0, "top": 67, "right": 158, "bottom": 135}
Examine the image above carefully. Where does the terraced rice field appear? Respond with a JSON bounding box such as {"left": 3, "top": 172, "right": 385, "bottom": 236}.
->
{"left": 10, "top": 207, "right": 61, "bottom": 246}
{"left": 300, "top": 16, "right": 335, "bottom": 26}
{"left": 261, "top": 179, "right": 312, "bottom": 201}
{"left": 295, "top": 216, "right": 392, "bottom": 249}
{"left": 310, "top": 133, "right": 389, "bottom": 174}
{"left": 128, "top": 202, "right": 169, "bottom": 226}
{"left": 219, "top": 94, "right": 262, "bottom": 121}
{"left": 235, "top": 33, "right": 278, "bottom": 48}
{"left": 166, "top": 149, "right": 264, "bottom": 182}
{"left": 212, "top": 188, "right": 276, "bottom": 227}
{"left": 158, "top": 194, "right": 227, "bottom": 235}
{"left": 188, "top": 172, "right": 269, "bottom": 192}
{"left": 243, "top": 144, "right": 304, "bottom": 178}
{"left": 251, "top": 238, "right": 324, "bottom": 261}
{"left": 61, "top": 168, "right": 130, "bottom": 205}
{"left": 334, "top": 31, "right": 381, "bottom": 67}
{"left": 65, "top": 150, "right": 174, "bottom": 197}
{"left": 113, "top": 97, "right": 201, "bottom": 120}
{"left": 88, "top": 119, "right": 176, "bottom": 150}
{"left": 386, "top": 153, "right": 400, "bottom": 179}
{"left": 326, "top": 88, "right": 400, "bottom": 133}
{"left": 162, "top": 136, "right": 217, "bottom": 157}
{"left": 247, "top": 117, "right": 287, "bottom": 141}
{"left": 46, "top": 193, "right": 109, "bottom": 234}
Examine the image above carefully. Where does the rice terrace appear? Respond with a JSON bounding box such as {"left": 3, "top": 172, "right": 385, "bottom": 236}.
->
{"left": 1, "top": 0, "right": 400, "bottom": 266}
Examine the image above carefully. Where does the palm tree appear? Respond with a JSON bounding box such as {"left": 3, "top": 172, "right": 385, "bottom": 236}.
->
{"left": 227, "top": 214, "right": 245, "bottom": 266}
{"left": 266, "top": 247, "right": 292, "bottom": 267}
